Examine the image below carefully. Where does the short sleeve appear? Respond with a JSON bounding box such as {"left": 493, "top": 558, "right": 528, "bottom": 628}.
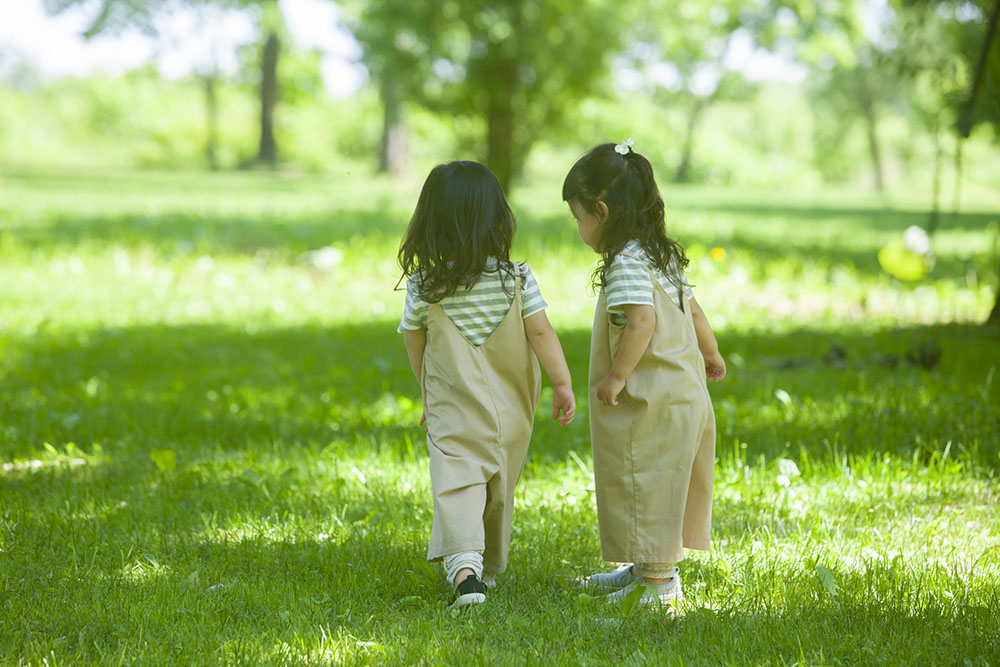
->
{"left": 518, "top": 263, "right": 547, "bottom": 319}
{"left": 397, "top": 278, "right": 430, "bottom": 332}
{"left": 605, "top": 254, "right": 654, "bottom": 313}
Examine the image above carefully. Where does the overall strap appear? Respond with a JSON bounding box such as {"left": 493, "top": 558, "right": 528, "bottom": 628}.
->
{"left": 511, "top": 261, "right": 522, "bottom": 300}
{"left": 619, "top": 250, "right": 685, "bottom": 314}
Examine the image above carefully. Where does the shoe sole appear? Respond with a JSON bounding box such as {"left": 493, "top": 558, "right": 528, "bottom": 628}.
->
{"left": 451, "top": 592, "right": 486, "bottom": 609}
{"left": 606, "top": 584, "right": 683, "bottom": 606}
{"left": 571, "top": 576, "right": 638, "bottom": 593}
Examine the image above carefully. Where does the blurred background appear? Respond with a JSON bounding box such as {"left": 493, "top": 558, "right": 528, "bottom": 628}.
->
{"left": 2, "top": 1, "right": 997, "bottom": 189}
{"left": 1, "top": 0, "right": 998, "bottom": 328}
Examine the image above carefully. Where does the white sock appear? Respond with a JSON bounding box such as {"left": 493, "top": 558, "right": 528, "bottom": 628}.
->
{"left": 442, "top": 550, "right": 484, "bottom": 588}
{"left": 635, "top": 563, "right": 676, "bottom": 581}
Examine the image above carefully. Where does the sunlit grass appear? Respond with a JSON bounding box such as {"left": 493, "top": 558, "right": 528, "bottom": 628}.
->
{"left": 1, "top": 166, "right": 999, "bottom": 664}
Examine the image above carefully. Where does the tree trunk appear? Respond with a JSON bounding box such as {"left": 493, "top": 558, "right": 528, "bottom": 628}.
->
{"left": 202, "top": 73, "right": 218, "bottom": 170}
{"left": 257, "top": 31, "right": 279, "bottom": 166}
{"left": 959, "top": 0, "right": 1000, "bottom": 139}
{"left": 862, "top": 100, "right": 885, "bottom": 192}
{"left": 857, "top": 72, "right": 885, "bottom": 192}
{"left": 378, "top": 76, "right": 407, "bottom": 178}
{"left": 927, "top": 121, "right": 943, "bottom": 237}
{"left": 485, "top": 60, "right": 518, "bottom": 193}
{"left": 675, "top": 98, "right": 707, "bottom": 184}
{"left": 957, "top": 0, "right": 1000, "bottom": 327}
{"left": 989, "top": 261, "right": 1000, "bottom": 326}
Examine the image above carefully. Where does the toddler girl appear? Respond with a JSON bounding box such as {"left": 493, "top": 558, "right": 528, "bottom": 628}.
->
{"left": 398, "top": 160, "right": 576, "bottom": 608}
{"left": 563, "top": 141, "right": 726, "bottom": 606}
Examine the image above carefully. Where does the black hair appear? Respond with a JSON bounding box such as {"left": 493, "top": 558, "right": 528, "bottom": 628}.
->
{"left": 398, "top": 161, "right": 516, "bottom": 303}
{"left": 562, "top": 143, "right": 688, "bottom": 291}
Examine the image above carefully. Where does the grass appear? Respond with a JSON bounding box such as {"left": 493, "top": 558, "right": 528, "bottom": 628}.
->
{"left": 1, "top": 165, "right": 999, "bottom": 665}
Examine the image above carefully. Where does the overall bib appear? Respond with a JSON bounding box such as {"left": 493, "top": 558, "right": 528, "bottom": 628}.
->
{"left": 589, "top": 260, "right": 715, "bottom": 564}
{"left": 421, "top": 265, "right": 541, "bottom": 574}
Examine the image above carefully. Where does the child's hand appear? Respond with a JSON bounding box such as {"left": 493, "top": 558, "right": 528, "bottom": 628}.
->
{"left": 420, "top": 410, "right": 428, "bottom": 432}
{"left": 551, "top": 384, "right": 576, "bottom": 427}
{"left": 704, "top": 351, "right": 727, "bottom": 381}
{"left": 597, "top": 375, "right": 626, "bottom": 406}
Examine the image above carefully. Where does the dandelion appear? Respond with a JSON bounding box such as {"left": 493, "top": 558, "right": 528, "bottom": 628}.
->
{"left": 710, "top": 247, "right": 726, "bottom": 262}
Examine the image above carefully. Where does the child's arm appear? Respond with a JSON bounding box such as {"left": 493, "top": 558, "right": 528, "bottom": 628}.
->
{"left": 689, "top": 297, "right": 726, "bottom": 381}
{"left": 598, "top": 303, "right": 655, "bottom": 406}
{"left": 403, "top": 328, "right": 427, "bottom": 380}
{"left": 523, "top": 311, "right": 576, "bottom": 427}
{"left": 403, "top": 328, "right": 428, "bottom": 425}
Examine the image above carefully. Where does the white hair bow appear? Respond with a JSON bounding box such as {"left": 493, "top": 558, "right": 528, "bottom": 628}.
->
{"left": 614, "top": 138, "right": 634, "bottom": 155}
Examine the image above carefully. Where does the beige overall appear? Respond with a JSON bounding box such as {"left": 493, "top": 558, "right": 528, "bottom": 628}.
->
{"left": 421, "top": 266, "right": 541, "bottom": 574}
{"left": 589, "top": 260, "right": 715, "bottom": 564}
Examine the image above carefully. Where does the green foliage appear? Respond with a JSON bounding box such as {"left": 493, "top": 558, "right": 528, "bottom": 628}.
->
{"left": 0, "top": 68, "right": 390, "bottom": 171}
{"left": 346, "top": 0, "right": 623, "bottom": 188}
{"left": 1, "top": 167, "right": 999, "bottom": 663}
{"left": 7, "top": 0, "right": 1000, "bottom": 189}
{"left": 0, "top": 69, "right": 249, "bottom": 168}
{"left": 898, "top": 0, "right": 1000, "bottom": 135}
{"left": 149, "top": 448, "right": 177, "bottom": 472}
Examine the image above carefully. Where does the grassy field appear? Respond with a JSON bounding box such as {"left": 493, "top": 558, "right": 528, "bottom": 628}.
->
{"left": 1, "top": 166, "right": 999, "bottom": 665}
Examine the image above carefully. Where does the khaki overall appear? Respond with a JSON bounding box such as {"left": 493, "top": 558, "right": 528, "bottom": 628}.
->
{"left": 589, "top": 259, "right": 715, "bottom": 564}
{"left": 421, "top": 266, "right": 541, "bottom": 574}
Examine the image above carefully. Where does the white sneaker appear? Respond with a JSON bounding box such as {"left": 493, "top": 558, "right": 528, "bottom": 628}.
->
{"left": 605, "top": 568, "right": 682, "bottom": 606}
{"left": 450, "top": 573, "right": 487, "bottom": 609}
{"left": 482, "top": 573, "right": 497, "bottom": 589}
{"left": 571, "top": 564, "right": 639, "bottom": 593}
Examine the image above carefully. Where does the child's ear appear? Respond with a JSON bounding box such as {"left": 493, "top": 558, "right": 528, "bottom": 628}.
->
{"left": 596, "top": 201, "right": 609, "bottom": 223}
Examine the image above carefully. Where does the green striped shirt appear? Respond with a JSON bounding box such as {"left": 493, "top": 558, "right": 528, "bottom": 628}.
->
{"left": 606, "top": 240, "right": 693, "bottom": 325}
{"left": 398, "top": 260, "right": 547, "bottom": 346}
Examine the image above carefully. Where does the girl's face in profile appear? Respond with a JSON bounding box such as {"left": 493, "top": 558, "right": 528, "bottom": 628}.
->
{"left": 569, "top": 199, "right": 605, "bottom": 252}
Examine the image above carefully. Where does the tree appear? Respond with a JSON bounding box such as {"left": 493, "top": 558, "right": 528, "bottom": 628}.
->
{"left": 622, "top": 0, "right": 761, "bottom": 183}
{"left": 895, "top": 0, "right": 1000, "bottom": 324}
{"left": 254, "top": 0, "right": 282, "bottom": 165}
{"left": 960, "top": 0, "right": 1000, "bottom": 325}
{"left": 341, "top": 1, "right": 443, "bottom": 177}
{"left": 346, "top": 0, "right": 620, "bottom": 191}
{"left": 773, "top": 0, "right": 908, "bottom": 190}
{"left": 44, "top": 0, "right": 286, "bottom": 167}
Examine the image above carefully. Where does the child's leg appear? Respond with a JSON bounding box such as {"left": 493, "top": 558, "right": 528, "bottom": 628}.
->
{"left": 443, "top": 550, "right": 484, "bottom": 588}
{"left": 425, "top": 448, "right": 490, "bottom": 563}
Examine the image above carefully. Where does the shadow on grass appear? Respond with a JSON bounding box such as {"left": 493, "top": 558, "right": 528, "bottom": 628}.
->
{"left": 2, "top": 320, "right": 998, "bottom": 467}
{"left": 5, "top": 198, "right": 996, "bottom": 286}
{"left": 0, "top": 474, "right": 452, "bottom": 662}
{"left": 680, "top": 200, "right": 999, "bottom": 233}
{"left": 3, "top": 318, "right": 999, "bottom": 662}
{"left": 4, "top": 448, "right": 997, "bottom": 664}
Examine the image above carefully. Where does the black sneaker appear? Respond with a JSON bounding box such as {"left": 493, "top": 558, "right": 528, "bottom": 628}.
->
{"left": 451, "top": 573, "right": 487, "bottom": 609}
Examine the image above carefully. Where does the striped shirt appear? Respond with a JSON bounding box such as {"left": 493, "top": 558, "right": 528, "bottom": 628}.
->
{"left": 605, "top": 240, "right": 694, "bottom": 325}
{"left": 398, "top": 260, "right": 547, "bottom": 346}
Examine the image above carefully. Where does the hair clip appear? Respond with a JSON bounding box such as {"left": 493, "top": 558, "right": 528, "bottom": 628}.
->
{"left": 614, "top": 138, "right": 634, "bottom": 155}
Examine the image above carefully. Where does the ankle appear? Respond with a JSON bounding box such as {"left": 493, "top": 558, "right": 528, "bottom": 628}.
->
{"left": 635, "top": 563, "right": 677, "bottom": 583}
{"left": 453, "top": 567, "right": 476, "bottom": 588}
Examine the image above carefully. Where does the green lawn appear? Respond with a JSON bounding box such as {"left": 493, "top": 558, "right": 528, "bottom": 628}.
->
{"left": 1, "top": 166, "right": 998, "bottom": 665}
